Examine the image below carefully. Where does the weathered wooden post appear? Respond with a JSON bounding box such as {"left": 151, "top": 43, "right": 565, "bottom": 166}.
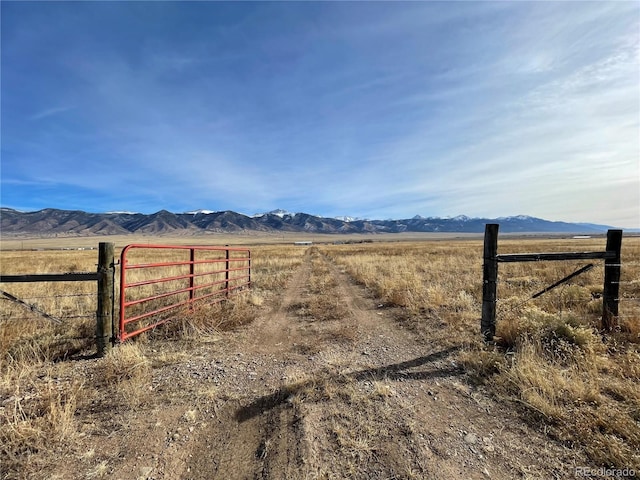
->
{"left": 481, "top": 224, "right": 499, "bottom": 341}
{"left": 96, "top": 242, "right": 115, "bottom": 356}
{"left": 602, "top": 229, "right": 622, "bottom": 331}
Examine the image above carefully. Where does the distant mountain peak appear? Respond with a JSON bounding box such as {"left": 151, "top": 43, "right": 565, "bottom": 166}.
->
{"left": 270, "top": 209, "right": 293, "bottom": 218}
{"left": 335, "top": 215, "right": 365, "bottom": 222}
{"left": 497, "top": 215, "right": 534, "bottom": 221}
{"left": 253, "top": 209, "right": 293, "bottom": 218}
{"left": 184, "top": 209, "right": 216, "bottom": 215}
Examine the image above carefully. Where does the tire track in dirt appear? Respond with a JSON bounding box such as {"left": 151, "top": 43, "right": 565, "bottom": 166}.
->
{"left": 185, "top": 400, "right": 306, "bottom": 480}
{"left": 313, "top": 250, "right": 595, "bottom": 479}
{"left": 246, "top": 248, "right": 313, "bottom": 353}
{"left": 239, "top": 249, "right": 591, "bottom": 479}
{"left": 184, "top": 250, "right": 317, "bottom": 479}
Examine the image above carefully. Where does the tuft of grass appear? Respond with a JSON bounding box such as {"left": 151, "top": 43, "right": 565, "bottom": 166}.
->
{"left": 1, "top": 376, "right": 85, "bottom": 478}
{"left": 306, "top": 249, "right": 349, "bottom": 322}
{"left": 97, "top": 343, "right": 151, "bottom": 408}
{"left": 325, "top": 323, "right": 359, "bottom": 345}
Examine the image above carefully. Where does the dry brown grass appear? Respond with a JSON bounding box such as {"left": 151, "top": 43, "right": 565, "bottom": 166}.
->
{"left": 96, "top": 342, "right": 152, "bottom": 408}
{"left": 0, "top": 347, "right": 88, "bottom": 479}
{"left": 321, "top": 236, "right": 640, "bottom": 469}
{"left": 0, "top": 249, "right": 98, "bottom": 368}
{"left": 1, "top": 235, "right": 638, "bottom": 473}
{"left": 306, "top": 247, "right": 350, "bottom": 323}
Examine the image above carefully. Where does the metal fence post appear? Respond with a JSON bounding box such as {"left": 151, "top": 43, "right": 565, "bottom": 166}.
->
{"left": 602, "top": 229, "right": 622, "bottom": 331}
{"left": 189, "top": 248, "right": 196, "bottom": 303}
{"left": 225, "top": 245, "right": 230, "bottom": 296}
{"left": 96, "top": 242, "right": 115, "bottom": 356}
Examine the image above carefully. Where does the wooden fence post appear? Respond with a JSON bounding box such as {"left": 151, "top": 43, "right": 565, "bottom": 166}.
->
{"left": 96, "top": 242, "right": 115, "bottom": 357}
{"left": 602, "top": 229, "right": 622, "bottom": 331}
{"left": 481, "top": 224, "right": 499, "bottom": 341}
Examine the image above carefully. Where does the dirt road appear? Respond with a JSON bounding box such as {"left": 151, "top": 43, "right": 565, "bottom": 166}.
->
{"left": 47, "top": 248, "right": 592, "bottom": 479}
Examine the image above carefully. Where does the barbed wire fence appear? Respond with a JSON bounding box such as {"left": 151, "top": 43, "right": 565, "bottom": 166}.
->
{"left": 0, "top": 290, "right": 98, "bottom": 321}
{"left": 495, "top": 262, "right": 640, "bottom": 321}
{"left": 0, "top": 289, "right": 100, "bottom": 344}
{"left": 0, "top": 243, "right": 116, "bottom": 356}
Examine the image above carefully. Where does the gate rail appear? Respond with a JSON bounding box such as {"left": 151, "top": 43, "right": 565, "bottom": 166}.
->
{"left": 119, "top": 244, "right": 251, "bottom": 341}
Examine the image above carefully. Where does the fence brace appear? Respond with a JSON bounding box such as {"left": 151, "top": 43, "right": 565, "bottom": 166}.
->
{"left": 481, "top": 225, "right": 622, "bottom": 341}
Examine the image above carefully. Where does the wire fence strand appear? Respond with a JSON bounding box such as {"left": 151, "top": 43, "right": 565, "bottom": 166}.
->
{"left": 0, "top": 314, "right": 95, "bottom": 322}
{"left": 20, "top": 293, "right": 97, "bottom": 300}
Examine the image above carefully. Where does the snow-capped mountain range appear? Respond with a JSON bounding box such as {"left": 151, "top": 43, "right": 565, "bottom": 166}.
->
{"left": 0, "top": 207, "right": 619, "bottom": 236}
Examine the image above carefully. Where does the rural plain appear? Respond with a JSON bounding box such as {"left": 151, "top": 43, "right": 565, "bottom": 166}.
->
{"left": 1, "top": 233, "right": 639, "bottom": 479}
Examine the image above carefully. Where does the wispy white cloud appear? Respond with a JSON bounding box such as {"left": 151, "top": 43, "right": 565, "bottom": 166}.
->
{"left": 28, "top": 106, "right": 75, "bottom": 121}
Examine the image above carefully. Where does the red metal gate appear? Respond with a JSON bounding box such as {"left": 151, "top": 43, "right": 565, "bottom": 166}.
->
{"left": 119, "top": 244, "right": 251, "bottom": 341}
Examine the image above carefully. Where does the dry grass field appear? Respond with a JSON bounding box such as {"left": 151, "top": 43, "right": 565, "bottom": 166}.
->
{"left": 322, "top": 237, "right": 640, "bottom": 470}
{"left": 1, "top": 234, "right": 638, "bottom": 478}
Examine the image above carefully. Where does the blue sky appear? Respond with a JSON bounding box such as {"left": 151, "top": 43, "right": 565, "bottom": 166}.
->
{"left": 1, "top": 2, "right": 638, "bottom": 227}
